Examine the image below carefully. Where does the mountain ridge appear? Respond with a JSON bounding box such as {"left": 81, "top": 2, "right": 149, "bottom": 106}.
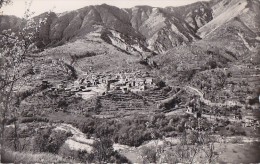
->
{"left": 0, "top": 1, "right": 214, "bottom": 53}
{"left": 0, "top": 0, "right": 259, "bottom": 77}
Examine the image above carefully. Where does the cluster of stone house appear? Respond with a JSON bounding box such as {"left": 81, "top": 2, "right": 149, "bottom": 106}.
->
{"left": 112, "top": 72, "right": 155, "bottom": 93}
{"left": 242, "top": 117, "right": 260, "bottom": 128}
{"left": 75, "top": 74, "right": 111, "bottom": 88}
{"left": 186, "top": 106, "right": 202, "bottom": 118}
{"left": 42, "top": 71, "right": 155, "bottom": 94}
{"left": 74, "top": 72, "right": 156, "bottom": 93}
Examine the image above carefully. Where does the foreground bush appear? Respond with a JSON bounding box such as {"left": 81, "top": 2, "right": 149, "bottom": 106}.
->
{"left": 58, "top": 138, "right": 129, "bottom": 163}
{"left": 1, "top": 150, "right": 76, "bottom": 163}
{"left": 91, "top": 138, "right": 129, "bottom": 163}
{"left": 33, "top": 128, "right": 72, "bottom": 153}
{"left": 58, "top": 144, "right": 92, "bottom": 162}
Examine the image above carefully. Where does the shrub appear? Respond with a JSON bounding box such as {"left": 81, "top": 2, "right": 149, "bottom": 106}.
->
{"left": 89, "top": 137, "right": 129, "bottom": 163}
{"left": 20, "top": 117, "right": 49, "bottom": 123}
{"left": 58, "top": 144, "right": 92, "bottom": 162}
{"left": 108, "top": 151, "right": 129, "bottom": 163}
{"left": 57, "top": 100, "right": 68, "bottom": 108}
{"left": 155, "top": 80, "right": 166, "bottom": 88}
{"left": 46, "top": 130, "right": 73, "bottom": 153}
{"left": 33, "top": 128, "right": 52, "bottom": 152}
{"left": 77, "top": 119, "right": 95, "bottom": 134}
{"left": 32, "top": 128, "right": 71, "bottom": 154}
{"left": 177, "top": 124, "right": 185, "bottom": 132}
{"left": 140, "top": 146, "right": 157, "bottom": 163}
{"left": 206, "top": 60, "right": 217, "bottom": 69}
{"left": 116, "top": 124, "right": 152, "bottom": 146}
{"left": 161, "top": 126, "right": 175, "bottom": 133}
{"left": 139, "top": 59, "right": 149, "bottom": 65}
{"left": 169, "top": 116, "right": 180, "bottom": 123}
{"left": 187, "top": 131, "right": 200, "bottom": 144}
{"left": 5, "top": 117, "right": 17, "bottom": 125}
{"left": 91, "top": 137, "right": 114, "bottom": 163}
{"left": 162, "top": 86, "right": 172, "bottom": 93}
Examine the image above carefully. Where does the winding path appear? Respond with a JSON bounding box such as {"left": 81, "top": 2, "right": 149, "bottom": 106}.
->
{"left": 54, "top": 123, "right": 130, "bottom": 153}
{"left": 185, "top": 86, "right": 244, "bottom": 108}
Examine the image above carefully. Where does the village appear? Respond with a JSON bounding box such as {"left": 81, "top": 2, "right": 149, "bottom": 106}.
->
{"left": 41, "top": 71, "right": 260, "bottom": 130}
{"left": 41, "top": 71, "right": 156, "bottom": 100}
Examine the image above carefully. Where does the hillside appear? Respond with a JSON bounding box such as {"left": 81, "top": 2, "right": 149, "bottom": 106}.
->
{"left": 154, "top": 0, "right": 260, "bottom": 78}
{"left": 1, "top": 0, "right": 260, "bottom": 163}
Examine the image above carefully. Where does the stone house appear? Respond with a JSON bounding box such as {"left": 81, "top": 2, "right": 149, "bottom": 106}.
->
{"left": 140, "top": 85, "right": 147, "bottom": 91}
{"left": 91, "top": 74, "right": 97, "bottom": 79}
{"left": 94, "top": 80, "right": 99, "bottom": 86}
{"left": 57, "top": 84, "right": 65, "bottom": 89}
{"left": 119, "top": 74, "right": 127, "bottom": 83}
{"left": 146, "top": 78, "right": 154, "bottom": 85}
{"left": 135, "top": 78, "right": 145, "bottom": 86}
{"left": 121, "top": 87, "right": 129, "bottom": 93}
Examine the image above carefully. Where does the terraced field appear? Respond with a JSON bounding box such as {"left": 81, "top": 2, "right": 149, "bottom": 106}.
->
{"left": 83, "top": 88, "right": 179, "bottom": 118}
{"left": 98, "top": 90, "right": 155, "bottom": 113}
{"left": 228, "top": 66, "right": 260, "bottom": 88}
{"left": 140, "top": 89, "right": 169, "bottom": 102}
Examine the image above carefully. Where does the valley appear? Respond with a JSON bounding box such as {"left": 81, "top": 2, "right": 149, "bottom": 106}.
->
{"left": 0, "top": 0, "right": 260, "bottom": 163}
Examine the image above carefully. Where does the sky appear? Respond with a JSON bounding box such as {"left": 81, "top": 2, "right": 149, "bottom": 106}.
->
{"left": 1, "top": 0, "right": 210, "bottom": 18}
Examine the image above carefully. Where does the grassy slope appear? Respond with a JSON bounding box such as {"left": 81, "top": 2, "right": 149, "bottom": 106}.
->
{"left": 40, "top": 36, "right": 150, "bottom": 75}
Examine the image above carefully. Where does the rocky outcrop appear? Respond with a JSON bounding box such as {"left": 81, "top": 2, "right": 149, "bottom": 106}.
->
{"left": 197, "top": 0, "right": 260, "bottom": 39}
{"left": 100, "top": 28, "right": 152, "bottom": 56}
{"left": 126, "top": 2, "right": 213, "bottom": 53}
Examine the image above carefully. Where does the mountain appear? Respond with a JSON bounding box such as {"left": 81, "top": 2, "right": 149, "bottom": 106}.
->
{"left": 198, "top": 0, "right": 260, "bottom": 38}
{"left": 153, "top": 0, "right": 260, "bottom": 104}
{"left": 125, "top": 2, "right": 213, "bottom": 53}
{"left": 0, "top": 2, "right": 214, "bottom": 54}
{"left": 0, "top": 15, "right": 22, "bottom": 31}
{"left": 1, "top": 0, "right": 259, "bottom": 86}
{"left": 1, "top": 1, "right": 259, "bottom": 54}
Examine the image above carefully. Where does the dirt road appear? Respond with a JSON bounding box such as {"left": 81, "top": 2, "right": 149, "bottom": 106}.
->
{"left": 186, "top": 86, "right": 244, "bottom": 107}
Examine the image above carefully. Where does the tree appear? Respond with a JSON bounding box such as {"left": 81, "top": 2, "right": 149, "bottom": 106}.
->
{"left": 91, "top": 137, "right": 114, "bottom": 163}
{"left": 0, "top": 0, "right": 11, "bottom": 8}
{"left": 140, "top": 146, "right": 157, "bottom": 163}
{"left": 0, "top": 5, "right": 48, "bottom": 160}
{"left": 174, "top": 131, "right": 200, "bottom": 163}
